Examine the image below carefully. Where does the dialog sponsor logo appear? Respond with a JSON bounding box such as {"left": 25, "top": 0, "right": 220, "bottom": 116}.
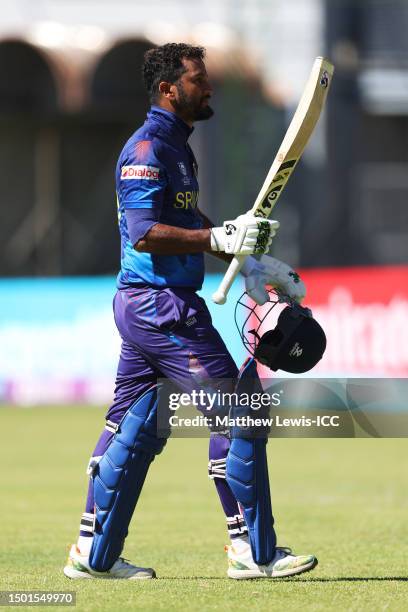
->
{"left": 121, "top": 165, "right": 160, "bottom": 180}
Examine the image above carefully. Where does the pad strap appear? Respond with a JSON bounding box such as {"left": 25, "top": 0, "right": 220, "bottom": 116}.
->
{"left": 208, "top": 458, "right": 226, "bottom": 479}
{"left": 226, "top": 514, "right": 248, "bottom": 538}
{"left": 80, "top": 512, "right": 95, "bottom": 534}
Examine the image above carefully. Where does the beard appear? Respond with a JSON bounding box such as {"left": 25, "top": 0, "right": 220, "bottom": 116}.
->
{"left": 194, "top": 104, "right": 214, "bottom": 121}
{"left": 173, "top": 84, "right": 214, "bottom": 122}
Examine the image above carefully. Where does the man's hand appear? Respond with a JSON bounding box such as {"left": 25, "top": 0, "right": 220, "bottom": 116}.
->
{"left": 240, "top": 254, "right": 306, "bottom": 305}
{"left": 210, "top": 214, "right": 279, "bottom": 255}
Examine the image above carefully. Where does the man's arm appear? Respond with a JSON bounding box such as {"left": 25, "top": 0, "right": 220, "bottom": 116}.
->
{"left": 135, "top": 209, "right": 231, "bottom": 261}
{"left": 134, "top": 209, "right": 229, "bottom": 259}
{"left": 135, "top": 223, "right": 211, "bottom": 255}
{"left": 135, "top": 209, "right": 278, "bottom": 257}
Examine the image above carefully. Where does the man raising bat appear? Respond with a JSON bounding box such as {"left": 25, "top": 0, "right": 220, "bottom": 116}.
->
{"left": 64, "top": 43, "right": 320, "bottom": 581}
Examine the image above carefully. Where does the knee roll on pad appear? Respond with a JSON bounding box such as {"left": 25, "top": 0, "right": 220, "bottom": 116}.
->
{"left": 89, "top": 386, "right": 167, "bottom": 572}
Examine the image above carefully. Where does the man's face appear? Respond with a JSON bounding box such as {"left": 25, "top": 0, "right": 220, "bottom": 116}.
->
{"left": 171, "top": 58, "right": 214, "bottom": 123}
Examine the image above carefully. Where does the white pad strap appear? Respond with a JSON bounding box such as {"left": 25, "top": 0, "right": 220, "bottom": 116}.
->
{"left": 105, "top": 420, "right": 119, "bottom": 434}
{"left": 80, "top": 512, "right": 95, "bottom": 534}
{"left": 208, "top": 458, "right": 226, "bottom": 479}
{"left": 86, "top": 455, "right": 102, "bottom": 476}
{"left": 227, "top": 514, "right": 248, "bottom": 536}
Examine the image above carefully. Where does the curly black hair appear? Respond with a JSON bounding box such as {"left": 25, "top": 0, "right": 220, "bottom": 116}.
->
{"left": 142, "top": 43, "right": 205, "bottom": 103}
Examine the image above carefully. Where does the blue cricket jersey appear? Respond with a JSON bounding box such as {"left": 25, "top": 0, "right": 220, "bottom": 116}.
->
{"left": 115, "top": 106, "right": 204, "bottom": 289}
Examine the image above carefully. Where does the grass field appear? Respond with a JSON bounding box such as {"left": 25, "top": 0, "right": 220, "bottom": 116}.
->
{"left": 1, "top": 406, "right": 407, "bottom": 611}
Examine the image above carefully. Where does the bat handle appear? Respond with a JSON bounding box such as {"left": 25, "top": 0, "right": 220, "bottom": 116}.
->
{"left": 212, "top": 255, "right": 246, "bottom": 305}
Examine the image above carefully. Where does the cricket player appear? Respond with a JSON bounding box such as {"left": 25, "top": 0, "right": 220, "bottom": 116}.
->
{"left": 64, "top": 43, "right": 317, "bottom": 580}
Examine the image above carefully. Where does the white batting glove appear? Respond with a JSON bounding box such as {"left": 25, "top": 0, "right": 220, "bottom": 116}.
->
{"left": 240, "top": 254, "right": 306, "bottom": 305}
{"left": 210, "top": 215, "right": 279, "bottom": 255}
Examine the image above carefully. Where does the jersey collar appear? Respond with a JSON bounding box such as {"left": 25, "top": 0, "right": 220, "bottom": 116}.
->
{"left": 148, "top": 106, "right": 194, "bottom": 143}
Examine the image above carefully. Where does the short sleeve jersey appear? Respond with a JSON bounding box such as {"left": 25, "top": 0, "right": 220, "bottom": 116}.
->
{"left": 115, "top": 106, "right": 204, "bottom": 289}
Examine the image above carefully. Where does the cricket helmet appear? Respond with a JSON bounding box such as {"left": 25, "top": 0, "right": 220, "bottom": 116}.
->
{"left": 235, "top": 289, "right": 326, "bottom": 373}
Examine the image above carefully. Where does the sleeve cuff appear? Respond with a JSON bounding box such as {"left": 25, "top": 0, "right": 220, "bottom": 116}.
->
{"left": 125, "top": 208, "right": 160, "bottom": 246}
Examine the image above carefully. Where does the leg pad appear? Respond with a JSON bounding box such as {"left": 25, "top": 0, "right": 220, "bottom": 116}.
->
{"left": 89, "top": 386, "right": 167, "bottom": 572}
{"left": 225, "top": 359, "right": 276, "bottom": 564}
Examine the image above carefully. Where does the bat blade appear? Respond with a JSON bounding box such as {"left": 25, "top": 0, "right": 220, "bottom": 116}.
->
{"left": 212, "top": 57, "right": 334, "bottom": 305}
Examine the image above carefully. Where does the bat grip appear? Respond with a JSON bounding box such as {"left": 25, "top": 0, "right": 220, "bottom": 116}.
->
{"left": 212, "top": 255, "right": 246, "bottom": 305}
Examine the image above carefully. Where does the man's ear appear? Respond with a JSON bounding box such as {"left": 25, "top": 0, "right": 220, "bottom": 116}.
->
{"left": 159, "top": 81, "right": 176, "bottom": 99}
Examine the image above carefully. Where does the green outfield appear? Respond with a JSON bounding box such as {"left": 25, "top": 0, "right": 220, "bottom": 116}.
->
{"left": 1, "top": 406, "right": 407, "bottom": 611}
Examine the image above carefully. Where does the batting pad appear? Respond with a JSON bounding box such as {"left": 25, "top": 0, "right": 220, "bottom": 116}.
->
{"left": 89, "top": 385, "right": 167, "bottom": 572}
{"left": 225, "top": 358, "right": 276, "bottom": 565}
{"left": 226, "top": 437, "right": 276, "bottom": 565}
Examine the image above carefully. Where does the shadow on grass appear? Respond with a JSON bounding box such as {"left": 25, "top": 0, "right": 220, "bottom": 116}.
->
{"left": 296, "top": 577, "right": 408, "bottom": 582}
{"left": 158, "top": 576, "right": 408, "bottom": 582}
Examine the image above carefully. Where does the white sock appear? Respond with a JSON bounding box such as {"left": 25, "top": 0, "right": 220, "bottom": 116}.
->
{"left": 231, "top": 535, "right": 250, "bottom": 554}
{"left": 77, "top": 535, "right": 93, "bottom": 556}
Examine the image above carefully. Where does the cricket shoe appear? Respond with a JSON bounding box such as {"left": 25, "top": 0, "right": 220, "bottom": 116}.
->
{"left": 226, "top": 543, "right": 318, "bottom": 579}
{"left": 63, "top": 545, "right": 156, "bottom": 580}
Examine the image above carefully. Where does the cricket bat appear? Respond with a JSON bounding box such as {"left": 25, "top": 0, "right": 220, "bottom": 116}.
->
{"left": 212, "top": 56, "right": 334, "bottom": 305}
